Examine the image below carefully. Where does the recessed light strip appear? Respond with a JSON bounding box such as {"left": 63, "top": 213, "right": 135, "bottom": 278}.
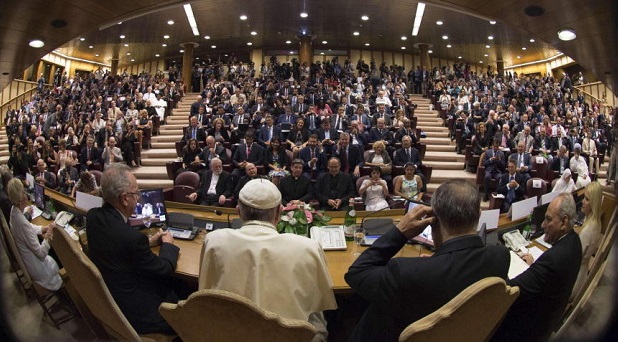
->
{"left": 50, "top": 51, "right": 110, "bottom": 67}
{"left": 411, "top": 2, "right": 426, "bottom": 36}
{"left": 183, "top": 4, "right": 200, "bottom": 36}
{"left": 504, "top": 53, "right": 565, "bottom": 70}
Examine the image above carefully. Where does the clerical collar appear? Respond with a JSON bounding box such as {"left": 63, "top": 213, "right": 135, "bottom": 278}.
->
{"left": 243, "top": 220, "right": 276, "bottom": 230}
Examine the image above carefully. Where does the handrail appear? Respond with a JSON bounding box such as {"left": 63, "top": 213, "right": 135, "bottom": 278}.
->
{"left": 0, "top": 79, "right": 52, "bottom": 124}
{"left": 573, "top": 82, "right": 616, "bottom": 109}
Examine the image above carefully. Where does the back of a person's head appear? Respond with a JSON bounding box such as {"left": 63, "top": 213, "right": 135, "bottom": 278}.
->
{"left": 431, "top": 179, "right": 480, "bottom": 233}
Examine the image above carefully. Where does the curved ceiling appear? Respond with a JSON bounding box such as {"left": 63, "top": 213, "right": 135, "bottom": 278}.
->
{"left": 0, "top": 0, "right": 615, "bottom": 92}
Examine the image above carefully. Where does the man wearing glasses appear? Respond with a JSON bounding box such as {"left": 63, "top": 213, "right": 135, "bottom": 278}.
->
{"left": 86, "top": 164, "right": 181, "bottom": 335}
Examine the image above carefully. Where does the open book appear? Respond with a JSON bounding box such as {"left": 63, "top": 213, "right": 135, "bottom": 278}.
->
{"left": 310, "top": 225, "right": 347, "bottom": 250}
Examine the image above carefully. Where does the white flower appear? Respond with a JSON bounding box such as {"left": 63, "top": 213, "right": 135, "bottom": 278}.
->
{"left": 289, "top": 218, "right": 298, "bottom": 225}
{"left": 281, "top": 215, "right": 290, "bottom": 222}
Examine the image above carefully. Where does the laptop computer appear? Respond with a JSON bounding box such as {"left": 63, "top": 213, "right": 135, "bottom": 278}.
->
{"left": 529, "top": 202, "right": 549, "bottom": 239}
{"left": 165, "top": 212, "right": 199, "bottom": 240}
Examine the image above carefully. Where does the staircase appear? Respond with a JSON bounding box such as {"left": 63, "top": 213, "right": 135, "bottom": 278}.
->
{"left": 0, "top": 126, "right": 8, "bottom": 165}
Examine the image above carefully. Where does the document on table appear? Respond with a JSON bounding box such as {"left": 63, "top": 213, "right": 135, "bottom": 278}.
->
{"left": 528, "top": 246, "right": 545, "bottom": 261}
{"left": 535, "top": 234, "right": 553, "bottom": 249}
{"left": 508, "top": 250, "right": 530, "bottom": 279}
{"left": 30, "top": 205, "right": 42, "bottom": 220}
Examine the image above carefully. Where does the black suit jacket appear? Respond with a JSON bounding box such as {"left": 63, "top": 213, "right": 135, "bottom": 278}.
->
{"left": 346, "top": 230, "right": 510, "bottom": 342}
{"left": 86, "top": 203, "right": 180, "bottom": 334}
{"left": 493, "top": 231, "right": 582, "bottom": 342}
{"left": 332, "top": 144, "right": 364, "bottom": 173}
{"left": 393, "top": 147, "right": 422, "bottom": 168}
{"left": 298, "top": 146, "right": 327, "bottom": 174}
{"left": 279, "top": 175, "right": 313, "bottom": 205}
{"left": 497, "top": 172, "right": 527, "bottom": 204}
{"left": 33, "top": 170, "right": 56, "bottom": 188}
{"left": 314, "top": 172, "right": 355, "bottom": 208}
{"left": 183, "top": 126, "right": 206, "bottom": 142}
{"left": 257, "top": 125, "right": 282, "bottom": 145}
{"left": 196, "top": 170, "right": 233, "bottom": 202}
{"left": 368, "top": 127, "right": 394, "bottom": 144}
{"left": 80, "top": 146, "right": 101, "bottom": 166}
{"left": 232, "top": 143, "right": 264, "bottom": 167}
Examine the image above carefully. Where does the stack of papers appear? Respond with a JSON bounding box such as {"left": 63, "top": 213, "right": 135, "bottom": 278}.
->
{"left": 30, "top": 206, "right": 43, "bottom": 220}
{"left": 535, "top": 235, "right": 553, "bottom": 249}
{"left": 508, "top": 250, "right": 530, "bottom": 279}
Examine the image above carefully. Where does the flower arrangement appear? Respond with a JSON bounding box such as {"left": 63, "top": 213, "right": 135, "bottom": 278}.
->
{"left": 277, "top": 203, "right": 332, "bottom": 236}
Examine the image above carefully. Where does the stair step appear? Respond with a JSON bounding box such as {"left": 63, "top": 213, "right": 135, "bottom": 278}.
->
{"left": 151, "top": 142, "right": 176, "bottom": 149}
{"left": 141, "top": 148, "right": 177, "bottom": 159}
{"left": 430, "top": 170, "right": 476, "bottom": 184}
{"left": 424, "top": 161, "right": 465, "bottom": 170}
{"left": 160, "top": 124, "right": 186, "bottom": 129}
{"left": 422, "top": 137, "right": 453, "bottom": 146}
{"left": 0, "top": 151, "right": 9, "bottom": 157}
{"left": 141, "top": 158, "right": 177, "bottom": 167}
{"left": 133, "top": 166, "right": 168, "bottom": 179}
{"left": 0, "top": 156, "right": 8, "bottom": 164}
{"left": 423, "top": 152, "right": 465, "bottom": 163}
{"left": 158, "top": 130, "right": 184, "bottom": 136}
{"left": 136, "top": 179, "right": 173, "bottom": 189}
{"left": 417, "top": 126, "right": 449, "bottom": 133}
{"left": 426, "top": 145, "right": 456, "bottom": 152}
{"left": 152, "top": 135, "right": 182, "bottom": 143}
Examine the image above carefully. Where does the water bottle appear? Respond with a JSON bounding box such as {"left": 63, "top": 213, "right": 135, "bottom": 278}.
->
{"left": 344, "top": 198, "right": 357, "bottom": 241}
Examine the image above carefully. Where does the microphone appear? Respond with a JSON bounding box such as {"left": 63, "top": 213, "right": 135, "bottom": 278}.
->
{"left": 203, "top": 207, "right": 223, "bottom": 216}
{"left": 360, "top": 194, "right": 413, "bottom": 230}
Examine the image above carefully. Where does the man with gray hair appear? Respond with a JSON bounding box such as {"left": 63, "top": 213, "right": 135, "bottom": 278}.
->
{"left": 199, "top": 179, "right": 337, "bottom": 340}
{"left": 493, "top": 193, "right": 582, "bottom": 341}
{"left": 345, "top": 179, "right": 510, "bottom": 341}
{"left": 86, "top": 164, "right": 180, "bottom": 335}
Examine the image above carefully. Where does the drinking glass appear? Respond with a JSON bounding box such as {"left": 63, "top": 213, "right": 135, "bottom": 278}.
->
{"left": 354, "top": 227, "right": 365, "bottom": 246}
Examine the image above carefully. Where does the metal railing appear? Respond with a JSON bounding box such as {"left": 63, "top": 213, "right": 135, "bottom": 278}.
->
{"left": 573, "top": 82, "right": 617, "bottom": 112}
{"left": 0, "top": 80, "right": 47, "bottom": 124}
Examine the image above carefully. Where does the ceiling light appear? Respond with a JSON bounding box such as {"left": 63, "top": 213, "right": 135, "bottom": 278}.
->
{"left": 484, "top": 54, "right": 489, "bottom": 57}
{"left": 162, "top": 44, "right": 167, "bottom": 47}
{"left": 322, "top": 40, "right": 327, "bottom": 44}
{"left": 446, "top": 44, "right": 452, "bottom": 48}
{"left": 489, "top": 20, "right": 496, "bottom": 25}
{"left": 442, "top": 35, "right": 448, "bottom": 40}
{"left": 119, "top": 35, "right": 126, "bottom": 39}
{"left": 485, "top": 45, "right": 491, "bottom": 48}
{"left": 401, "top": 36, "right": 407, "bottom": 40}
{"left": 529, "top": 38, "right": 535, "bottom": 43}
{"left": 251, "top": 31, "right": 257, "bottom": 35}
{"left": 211, "top": 45, "right": 216, "bottom": 48}
{"left": 247, "top": 42, "right": 252, "bottom": 46}
{"left": 95, "top": 54, "right": 99, "bottom": 57}
{"left": 428, "top": 50, "right": 433, "bottom": 53}
{"left": 123, "top": 44, "right": 129, "bottom": 47}
{"left": 558, "top": 29, "right": 576, "bottom": 41}
{"left": 353, "top": 31, "right": 360, "bottom": 36}
{"left": 290, "top": 51, "right": 294, "bottom": 54}
{"left": 411, "top": 2, "right": 426, "bottom": 36}
{"left": 155, "top": 54, "right": 160, "bottom": 57}
{"left": 522, "top": 47, "right": 527, "bottom": 50}
{"left": 79, "top": 37, "right": 85, "bottom": 41}
{"left": 204, "top": 35, "right": 210, "bottom": 39}
{"left": 126, "top": 52, "right": 131, "bottom": 55}
{"left": 131, "top": 59, "right": 135, "bottom": 62}
{"left": 117, "top": 22, "right": 122, "bottom": 25}
{"left": 167, "top": 20, "right": 174, "bottom": 25}
{"left": 436, "top": 20, "right": 443, "bottom": 25}
{"left": 365, "top": 43, "right": 370, "bottom": 46}
{"left": 479, "top": 61, "right": 483, "bottom": 63}
{"left": 300, "top": 12, "right": 308, "bottom": 18}
{"left": 517, "top": 56, "right": 521, "bottom": 58}
{"left": 164, "top": 35, "right": 170, "bottom": 39}
{"left": 401, "top": 46, "right": 406, "bottom": 50}
{"left": 320, "top": 52, "right": 325, "bottom": 55}
{"left": 361, "top": 15, "right": 369, "bottom": 21}
{"left": 183, "top": 4, "right": 200, "bottom": 36}
{"left": 88, "top": 45, "right": 94, "bottom": 49}
{"left": 180, "top": 49, "right": 184, "bottom": 53}
{"left": 488, "top": 35, "right": 494, "bottom": 40}
{"left": 285, "top": 40, "right": 291, "bottom": 44}
{"left": 239, "top": 15, "right": 247, "bottom": 20}
{"left": 29, "top": 39, "right": 45, "bottom": 48}
{"left": 458, "top": 56, "right": 462, "bottom": 59}
{"left": 195, "top": 57, "right": 199, "bottom": 59}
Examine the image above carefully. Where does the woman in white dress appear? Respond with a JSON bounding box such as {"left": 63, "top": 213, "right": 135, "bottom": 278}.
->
{"left": 359, "top": 166, "right": 389, "bottom": 211}
{"left": 571, "top": 181, "right": 603, "bottom": 299}
{"left": 7, "top": 178, "right": 61, "bottom": 291}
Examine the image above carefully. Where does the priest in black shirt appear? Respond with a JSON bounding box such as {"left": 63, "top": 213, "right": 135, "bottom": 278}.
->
{"left": 279, "top": 159, "right": 313, "bottom": 205}
{"left": 315, "top": 157, "right": 355, "bottom": 210}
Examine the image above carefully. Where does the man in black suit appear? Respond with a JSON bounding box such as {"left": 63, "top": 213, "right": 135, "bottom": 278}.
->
{"left": 233, "top": 163, "right": 266, "bottom": 199}
{"left": 187, "top": 158, "right": 233, "bottom": 206}
{"left": 497, "top": 160, "right": 527, "bottom": 213}
{"left": 393, "top": 135, "right": 422, "bottom": 168}
{"left": 371, "top": 103, "right": 392, "bottom": 127}
{"left": 182, "top": 116, "right": 206, "bottom": 143}
{"left": 368, "top": 118, "right": 394, "bottom": 146}
{"left": 97, "top": 120, "right": 116, "bottom": 149}
{"left": 316, "top": 120, "right": 339, "bottom": 155}
{"left": 332, "top": 133, "right": 363, "bottom": 178}
{"left": 189, "top": 95, "right": 202, "bottom": 117}
{"left": 79, "top": 136, "right": 101, "bottom": 171}
{"left": 493, "top": 193, "right": 582, "bottom": 341}
{"left": 33, "top": 159, "right": 55, "bottom": 188}
{"left": 550, "top": 145, "right": 570, "bottom": 175}
{"left": 482, "top": 139, "right": 506, "bottom": 201}
{"left": 494, "top": 123, "right": 515, "bottom": 150}
{"left": 394, "top": 118, "right": 417, "bottom": 145}
{"left": 257, "top": 115, "right": 282, "bottom": 146}
{"left": 304, "top": 106, "right": 321, "bottom": 133}
{"left": 279, "top": 159, "right": 313, "bottom": 205}
{"left": 250, "top": 96, "right": 270, "bottom": 115}
{"left": 314, "top": 158, "right": 355, "bottom": 210}
{"left": 345, "top": 179, "right": 509, "bottom": 342}
{"left": 191, "top": 105, "right": 209, "bottom": 128}
{"left": 330, "top": 106, "right": 349, "bottom": 132}
{"left": 298, "top": 135, "right": 327, "bottom": 180}
{"left": 232, "top": 132, "right": 264, "bottom": 178}
{"left": 86, "top": 164, "right": 181, "bottom": 335}
{"left": 197, "top": 136, "right": 229, "bottom": 167}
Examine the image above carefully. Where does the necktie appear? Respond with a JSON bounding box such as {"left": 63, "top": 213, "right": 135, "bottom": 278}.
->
{"left": 268, "top": 127, "right": 272, "bottom": 141}
{"left": 407, "top": 149, "right": 411, "bottom": 160}
{"left": 341, "top": 148, "right": 349, "bottom": 173}
{"left": 518, "top": 154, "right": 523, "bottom": 167}
{"left": 336, "top": 117, "right": 340, "bottom": 130}
{"left": 524, "top": 136, "right": 528, "bottom": 148}
{"left": 247, "top": 144, "right": 251, "bottom": 158}
{"left": 192, "top": 128, "right": 196, "bottom": 139}
{"left": 87, "top": 148, "right": 91, "bottom": 160}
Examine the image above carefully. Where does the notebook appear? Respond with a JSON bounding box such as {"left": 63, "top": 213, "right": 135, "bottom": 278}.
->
{"left": 310, "top": 225, "right": 347, "bottom": 250}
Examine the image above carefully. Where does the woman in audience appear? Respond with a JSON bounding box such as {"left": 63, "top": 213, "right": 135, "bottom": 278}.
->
{"left": 316, "top": 99, "right": 333, "bottom": 119}
{"left": 393, "top": 162, "right": 423, "bottom": 201}
{"left": 571, "top": 181, "right": 603, "bottom": 299}
{"left": 208, "top": 118, "right": 230, "bottom": 144}
{"left": 71, "top": 171, "right": 99, "bottom": 197}
{"left": 286, "top": 118, "right": 309, "bottom": 155}
{"left": 472, "top": 122, "right": 491, "bottom": 156}
{"left": 359, "top": 166, "right": 389, "bottom": 211}
{"left": 263, "top": 138, "right": 290, "bottom": 186}
{"left": 41, "top": 141, "right": 58, "bottom": 170}
{"left": 552, "top": 168, "right": 577, "bottom": 193}
{"left": 135, "top": 109, "right": 151, "bottom": 146}
{"left": 392, "top": 109, "right": 406, "bottom": 129}
{"left": 364, "top": 140, "right": 392, "bottom": 181}
{"left": 57, "top": 139, "right": 71, "bottom": 169}
{"left": 7, "top": 178, "right": 62, "bottom": 291}
{"left": 121, "top": 123, "right": 139, "bottom": 167}
{"left": 181, "top": 138, "right": 202, "bottom": 174}
{"left": 57, "top": 156, "right": 79, "bottom": 195}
